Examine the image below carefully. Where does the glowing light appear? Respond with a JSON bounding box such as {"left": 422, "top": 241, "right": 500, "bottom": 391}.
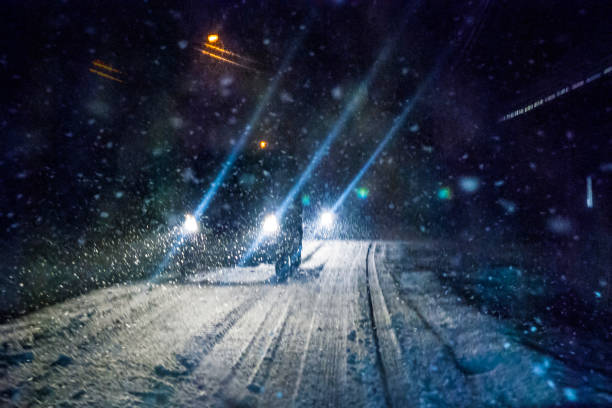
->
{"left": 193, "top": 29, "right": 307, "bottom": 221}
{"left": 149, "top": 27, "right": 308, "bottom": 281}
{"left": 200, "top": 49, "right": 255, "bottom": 71}
{"left": 356, "top": 187, "right": 369, "bottom": 199}
{"left": 499, "top": 62, "right": 611, "bottom": 122}
{"left": 437, "top": 187, "right": 452, "bottom": 200}
{"left": 319, "top": 211, "right": 334, "bottom": 228}
{"left": 262, "top": 214, "right": 279, "bottom": 234}
{"left": 92, "top": 59, "right": 121, "bottom": 73}
{"left": 458, "top": 176, "right": 480, "bottom": 193}
{"left": 207, "top": 34, "right": 219, "bottom": 43}
{"left": 301, "top": 194, "right": 310, "bottom": 206}
{"left": 182, "top": 214, "right": 199, "bottom": 233}
{"left": 239, "top": 8, "right": 419, "bottom": 265}
{"left": 205, "top": 43, "right": 255, "bottom": 62}
{"left": 586, "top": 175, "right": 593, "bottom": 208}
{"left": 89, "top": 68, "right": 124, "bottom": 83}
{"left": 275, "top": 40, "right": 395, "bottom": 222}
{"left": 563, "top": 388, "right": 578, "bottom": 402}
{"left": 497, "top": 199, "right": 517, "bottom": 214}
{"left": 259, "top": 140, "right": 268, "bottom": 149}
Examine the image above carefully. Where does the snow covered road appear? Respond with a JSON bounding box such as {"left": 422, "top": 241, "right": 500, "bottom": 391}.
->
{"left": 1, "top": 240, "right": 610, "bottom": 407}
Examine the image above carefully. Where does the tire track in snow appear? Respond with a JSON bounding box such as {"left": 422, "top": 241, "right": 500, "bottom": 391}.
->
{"left": 366, "top": 242, "right": 475, "bottom": 407}
{"left": 198, "top": 289, "right": 295, "bottom": 406}
{"left": 207, "top": 290, "right": 290, "bottom": 400}
{"left": 288, "top": 241, "right": 368, "bottom": 407}
{"left": 152, "top": 292, "right": 264, "bottom": 380}
{"left": 364, "top": 242, "right": 394, "bottom": 408}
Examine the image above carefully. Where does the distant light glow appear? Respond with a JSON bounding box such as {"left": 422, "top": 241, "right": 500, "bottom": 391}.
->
{"left": 205, "top": 43, "right": 255, "bottom": 63}
{"left": 89, "top": 60, "right": 123, "bottom": 83}
{"left": 437, "top": 187, "right": 452, "bottom": 200}
{"left": 563, "top": 388, "right": 578, "bottom": 402}
{"left": 319, "top": 211, "right": 334, "bottom": 228}
{"left": 182, "top": 214, "right": 199, "bottom": 234}
{"left": 497, "top": 198, "right": 516, "bottom": 214}
{"left": 262, "top": 214, "right": 279, "bottom": 235}
{"left": 259, "top": 140, "right": 268, "bottom": 149}
{"left": 92, "top": 60, "right": 121, "bottom": 73}
{"left": 356, "top": 187, "right": 369, "bottom": 199}
{"left": 547, "top": 216, "right": 572, "bottom": 235}
{"left": 499, "top": 62, "right": 611, "bottom": 122}
{"left": 301, "top": 194, "right": 310, "bottom": 206}
{"left": 200, "top": 49, "right": 255, "bottom": 71}
{"left": 89, "top": 68, "right": 124, "bottom": 83}
{"left": 458, "top": 176, "right": 480, "bottom": 193}
{"left": 207, "top": 34, "right": 219, "bottom": 43}
{"left": 586, "top": 175, "right": 593, "bottom": 208}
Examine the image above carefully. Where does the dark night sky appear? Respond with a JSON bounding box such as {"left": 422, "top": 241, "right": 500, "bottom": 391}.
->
{"left": 1, "top": 0, "right": 610, "bottom": 246}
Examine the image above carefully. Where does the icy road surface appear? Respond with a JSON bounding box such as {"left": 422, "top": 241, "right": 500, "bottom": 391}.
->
{"left": 1, "top": 241, "right": 610, "bottom": 407}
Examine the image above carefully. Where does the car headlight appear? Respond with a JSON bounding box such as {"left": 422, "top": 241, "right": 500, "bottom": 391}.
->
{"left": 182, "top": 214, "right": 199, "bottom": 234}
{"left": 262, "top": 214, "right": 280, "bottom": 235}
{"left": 319, "top": 210, "right": 334, "bottom": 228}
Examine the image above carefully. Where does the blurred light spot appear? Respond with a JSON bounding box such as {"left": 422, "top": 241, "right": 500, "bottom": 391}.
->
{"left": 208, "top": 34, "right": 219, "bottom": 43}
{"left": 319, "top": 211, "right": 334, "bottom": 228}
{"left": 182, "top": 214, "right": 199, "bottom": 233}
{"left": 331, "top": 86, "right": 342, "bottom": 100}
{"left": 170, "top": 116, "right": 184, "bottom": 129}
{"left": 497, "top": 199, "right": 516, "bottom": 214}
{"left": 458, "top": 176, "right": 480, "bottom": 193}
{"left": 563, "top": 388, "right": 577, "bottom": 402}
{"left": 437, "top": 187, "right": 452, "bottom": 200}
{"left": 422, "top": 145, "right": 433, "bottom": 153}
{"left": 355, "top": 187, "right": 369, "bottom": 199}
{"left": 259, "top": 140, "right": 268, "bottom": 149}
{"left": 533, "top": 364, "right": 545, "bottom": 376}
{"left": 586, "top": 175, "right": 593, "bottom": 208}
{"left": 594, "top": 291, "right": 602, "bottom": 298}
{"left": 301, "top": 194, "right": 310, "bottom": 206}
{"left": 262, "top": 214, "right": 279, "bottom": 234}
{"left": 409, "top": 124, "right": 419, "bottom": 132}
{"left": 547, "top": 216, "right": 572, "bottom": 235}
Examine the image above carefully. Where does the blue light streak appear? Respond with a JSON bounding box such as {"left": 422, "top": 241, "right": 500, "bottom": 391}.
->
{"left": 331, "top": 59, "right": 442, "bottom": 213}
{"left": 238, "top": 41, "right": 395, "bottom": 266}
{"left": 276, "top": 42, "right": 393, "bottom": 220}
{"left": 194, "top": 33, "right": 307, "bottom": 221}
{"left": 150, "top": 29, "right": 308, "bottom": 281}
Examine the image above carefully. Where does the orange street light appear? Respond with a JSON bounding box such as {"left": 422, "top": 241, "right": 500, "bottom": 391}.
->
{"left": 259, "top": 140, "right": 268, "bottom": 149}
{"left": 207, "top": 34, "right": 219, "bottom": 43}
